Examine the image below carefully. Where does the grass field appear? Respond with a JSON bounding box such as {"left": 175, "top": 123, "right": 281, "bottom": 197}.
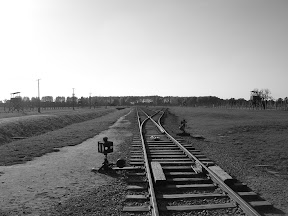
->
{"left": 0, "top": 107, "right": 130, "bottom": 165}
{"left": 167, "top": 107, "right": 288, "bottom": 175}
{"left": 164, "top": 106, "right": 288, "bottom": 215}
{"left": 0, "top": 106, "right": 108, "bottom": 119}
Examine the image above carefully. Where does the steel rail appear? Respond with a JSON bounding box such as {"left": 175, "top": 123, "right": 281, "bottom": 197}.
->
{"left": 153, "top": 109, "right": 262, "bottom": 216}
{"left": 136, "top": 108, "right": 159, "bottom": 216}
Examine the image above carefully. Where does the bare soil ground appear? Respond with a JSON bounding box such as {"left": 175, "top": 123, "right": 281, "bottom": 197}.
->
{"left": 164, "top": 107, "right": 288, "bottom": 216}
{"left": 0, "top": 108, "right": 135, "bottom": 216}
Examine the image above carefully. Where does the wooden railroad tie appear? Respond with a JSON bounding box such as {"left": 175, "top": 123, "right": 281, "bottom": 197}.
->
{"left": 208, "top": 165, "right": 236, "bottom": 186}
{"left": 151, "top": 161, "right": 166, "bottom": 186}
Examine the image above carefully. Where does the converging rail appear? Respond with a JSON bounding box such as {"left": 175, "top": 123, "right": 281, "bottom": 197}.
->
{"left": 122, "top": 107, "right": 267, "bottom": 216}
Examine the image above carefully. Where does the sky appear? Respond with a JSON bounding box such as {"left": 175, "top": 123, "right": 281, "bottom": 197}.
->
{"left": 0, "top": 0, "right": 287, "bottom": 101}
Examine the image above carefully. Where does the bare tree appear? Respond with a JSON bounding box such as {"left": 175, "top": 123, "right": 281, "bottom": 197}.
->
{"left": 259, "top": 88, "right": 272, "bottom": 109}
{"left": 260, "top": 88, "right": 272, "bottom": 100}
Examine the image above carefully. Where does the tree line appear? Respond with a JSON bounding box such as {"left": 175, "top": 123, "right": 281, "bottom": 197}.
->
{"left": 0, "top": 89, "right": 288, "bottom": 112}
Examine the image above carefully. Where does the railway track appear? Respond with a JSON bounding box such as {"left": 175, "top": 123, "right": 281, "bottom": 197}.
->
{"left": 122, "top": 108, "right": 270, "bottom": 216}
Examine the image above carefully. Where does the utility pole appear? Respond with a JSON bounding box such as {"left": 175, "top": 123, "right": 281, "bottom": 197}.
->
{"left": 72, "top": 88, "right": 75, "bottom": 110}
{"left": 89, "top": 92, "right": 92, "bottom": 109}
{"left": 37, "top": 79, "right": 41, "bottom": 113}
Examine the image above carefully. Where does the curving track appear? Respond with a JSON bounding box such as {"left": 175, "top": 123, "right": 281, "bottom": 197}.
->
{"left": 122, "top": 107, "right": 269, "bottom": 216}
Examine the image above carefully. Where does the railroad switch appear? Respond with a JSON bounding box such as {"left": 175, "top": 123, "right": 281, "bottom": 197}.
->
{"left": 178, "top": 119, "right": 190, "bottom": 136}
{"left": 94, "top": 137, "right": 126, "bottom": 173}
{"left": 179, "top": 119, "right": 187, "bottom": 133}
{"left": 96, "top": 137, "right": 114, "bottom": 172}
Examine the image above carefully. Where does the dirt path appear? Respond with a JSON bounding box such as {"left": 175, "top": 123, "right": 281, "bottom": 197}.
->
{"left": 0, "top": 111, "right": 133, "bottom": 216}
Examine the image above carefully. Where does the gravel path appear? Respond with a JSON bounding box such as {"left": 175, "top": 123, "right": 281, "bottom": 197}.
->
{"left": 0, "top": 110, "right": 133, "bottom": 216}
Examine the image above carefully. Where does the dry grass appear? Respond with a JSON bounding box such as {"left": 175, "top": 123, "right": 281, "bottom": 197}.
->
{"left": 0, "top": 107, "right": 130, "bottom": 166}
{"left": 167, "top": 107, "right": 288, "bottom": 175}
{"left": 0, "top": 107, "right": 89, "bottom": 119}
{"left": 0, "top": 108, "right": 116, "bottom": 145}
{"left": 164, "top": 106, "right": 288, "bottom": 215}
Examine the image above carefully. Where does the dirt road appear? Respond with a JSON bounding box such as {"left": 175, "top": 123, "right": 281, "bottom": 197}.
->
{"left": 0, "top": 112, "right": 132, "bottom": 216}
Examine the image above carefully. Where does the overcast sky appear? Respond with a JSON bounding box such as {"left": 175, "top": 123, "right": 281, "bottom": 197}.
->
{"left": 0, "top": 0, "right": 287, "bottom": 101}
